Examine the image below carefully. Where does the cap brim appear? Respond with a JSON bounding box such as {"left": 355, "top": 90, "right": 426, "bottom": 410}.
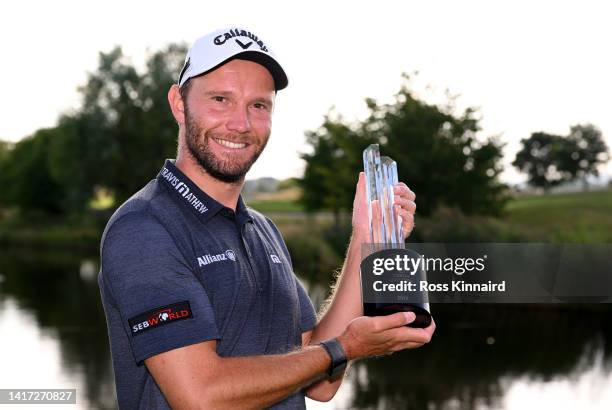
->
{"left": 231, "top": 51, "right": 288, "bottom": 91}
{"left": 184, "top": 51, "right": 288, "bottom": 91}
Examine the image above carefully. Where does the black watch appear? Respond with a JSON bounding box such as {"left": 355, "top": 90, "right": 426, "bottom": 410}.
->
{"left": 319, "top": 338, "right": 347, "bottom": 378}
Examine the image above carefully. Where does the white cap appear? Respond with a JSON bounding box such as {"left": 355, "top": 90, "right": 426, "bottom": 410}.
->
{"left": 178, "top": 27, "right": 288, "bottom": 91}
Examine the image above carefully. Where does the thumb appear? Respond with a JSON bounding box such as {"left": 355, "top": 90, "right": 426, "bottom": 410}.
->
{"left": 356, "top": 172, "right": 365, "bottom": 195}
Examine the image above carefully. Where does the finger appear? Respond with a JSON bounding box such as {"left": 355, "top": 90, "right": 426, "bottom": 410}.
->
{"left": 397, "top": 207, "right": 415, "bottom": 224}
{"left": 390, "top": 341, "right": 426, "bottom": 351}
{"left": 386, "top": 319, "right": 436, "bottom": 351}
{"left": 391, "top": 327, "right": 433, "bottom": 345}
{"left": 394, "top": 184, "right": 415, "bottom": 201}
{"left": 355, "top": 172, "right": 366, "bottom": 201}
{"left": 393, "top": 186, "right": 414, "bottom": 199}
{"left": 371, "top": 199, "right": 382, "bottom": 243}
{"left": 357, "top": 171, "right": 365, "bottom": 189}
{"left": 396, "top": 208, "right": 414, "bottom": 237}
{"left": 376, "top": 327, "right": 431, "bottom": 353}
{"left": 394, "top": 198, "right": 416, "bottom": 214}
{"left": 424, "top": 318, "right": 437, "bottom": 335}
{"left": 372, "top": 312, "right": 415, "bottom": 332}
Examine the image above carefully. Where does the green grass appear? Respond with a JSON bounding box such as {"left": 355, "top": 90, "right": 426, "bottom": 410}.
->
{"left": 246, "top": 199, "right": 304, "bottom": 213}
{"left": 249, "top": 188, "right": 612, "bottom": 243}
{"left": 502, "top": 189, "right": 612, "bottom": 242}
{"left": 0, "top": 219, "right": 101, "bottom": 249}
{"left": 2, "top": 188, "right": 611, "bottom": 248}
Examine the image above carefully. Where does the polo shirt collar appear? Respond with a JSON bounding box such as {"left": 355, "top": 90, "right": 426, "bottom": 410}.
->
{"left": 235, "top": 195, "right": 253, "bottom": 225}
{"left": 157, "top": 159, "right": 252, "bottom": 224}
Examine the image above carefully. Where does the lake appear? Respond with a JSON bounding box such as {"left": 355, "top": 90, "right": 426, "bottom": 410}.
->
{"left": 1, "top": 247, "right": 611, "bottom": 409}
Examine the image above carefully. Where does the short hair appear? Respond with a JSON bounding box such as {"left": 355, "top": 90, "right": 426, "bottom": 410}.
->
{"left": 179, "top": 79, "right": 193, "bottom": 102}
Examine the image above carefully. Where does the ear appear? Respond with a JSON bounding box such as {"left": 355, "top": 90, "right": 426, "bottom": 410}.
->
{"left": 168, "top": 84, "right": 185, "bottom": 125}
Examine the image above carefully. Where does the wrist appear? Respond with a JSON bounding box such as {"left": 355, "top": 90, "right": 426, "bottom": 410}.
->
{"left": 319, "top": 338, "right": 348, "bottom": 378}
{"left": 335, "top": 333, "right": 354, "bottom": 361}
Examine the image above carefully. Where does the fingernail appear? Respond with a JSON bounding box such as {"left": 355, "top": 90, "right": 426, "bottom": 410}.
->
{"left": 404, "top": 312, "right": 416, "bottom": 323}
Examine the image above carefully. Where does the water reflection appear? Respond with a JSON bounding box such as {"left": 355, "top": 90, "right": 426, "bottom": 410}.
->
{"left": 344, "top": 303, "right": 612, "bottom": 409}
{"left": 299, "top": 271, "right": 612, "bottom": 410}
{"left": 0, "top": 247, "right": 115, "bottom": 409}
{"left": 0, "top": 247, "right": 611, "bottom": 410}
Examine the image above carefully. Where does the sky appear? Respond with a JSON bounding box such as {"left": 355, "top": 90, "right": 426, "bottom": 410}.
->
{"left": 1, "top": 0, "right": 611, "bottom": 184}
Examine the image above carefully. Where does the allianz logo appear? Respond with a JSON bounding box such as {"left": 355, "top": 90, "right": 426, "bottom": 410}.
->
{"left": 198, "top": 250, "right": 236, "bottom": 267}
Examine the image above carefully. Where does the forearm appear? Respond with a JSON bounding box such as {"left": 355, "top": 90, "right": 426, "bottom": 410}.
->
{"left": 197, "top": 345, "right": 330, "bottom": 409}
{"left": 305, "top": 231, "right": 366, "bottom": 400}
{"left": 312, "top": 230, "right": 366, "bottom": 340}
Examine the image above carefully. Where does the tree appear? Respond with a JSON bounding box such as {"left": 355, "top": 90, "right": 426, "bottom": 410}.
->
{"left": 366, "top": 83, "right": 507, "bottom": 216}
{"left": 0, "top": 140, "right": 11, "bottom": 158}
{"left": 563, "top": 124, "right": 609, "bottom": 190}
{"left": 71, "top": 44, "right": 187, "bottom": 204}
{"left": 512, "top": 132, "right": 570, "bottom": 192}
{"left": 0, "top": 130, "right": 64, "bottom": 213}
{"left": 513, "top": 125, "right": 609, "bottom": 192}
{"left": 47, "top": 114, "right": 101, "bottom": 214}
{"left": 300, "top": 77, "right": 508, "bottom": 217}
{"left": 0, "top": 140, "right": 14, "bottom": 208}
{"left": 299, "top": 111, "right": 375, "bottom": 223}
{"left": 1, "top": 43, "right": 188, "bottom": 216}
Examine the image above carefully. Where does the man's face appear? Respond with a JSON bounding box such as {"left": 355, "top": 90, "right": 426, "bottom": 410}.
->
{"left": 182, "top": 59, "right": 276, "bottom": 183}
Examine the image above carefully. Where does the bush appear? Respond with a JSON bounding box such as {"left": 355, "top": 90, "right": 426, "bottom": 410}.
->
{"left": 284, "top": 229, "right": 342, "bottom": 285}
{"left": 414, "top": 207, "right": 531, "bottom": 242}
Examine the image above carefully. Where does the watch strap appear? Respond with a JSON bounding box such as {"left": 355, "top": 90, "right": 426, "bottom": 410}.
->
{"left": 319, "top": 338, "right": 347, "bottom": 378}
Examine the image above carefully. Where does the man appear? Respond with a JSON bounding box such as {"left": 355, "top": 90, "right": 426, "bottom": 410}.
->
{"left": 98, "top": 27, "right": 435, "bottom": 409}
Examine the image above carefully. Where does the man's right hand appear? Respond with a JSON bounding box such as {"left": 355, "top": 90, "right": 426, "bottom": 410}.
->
{"left": 145, "top": 311, "right": 435, "bottom": 408}
{"left": 337, "top": 312, "right": 436, "bottom": 360}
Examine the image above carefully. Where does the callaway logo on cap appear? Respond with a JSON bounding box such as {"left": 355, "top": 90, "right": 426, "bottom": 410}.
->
{"left": 178, "top": 27, "right": 288, "bottom": 90}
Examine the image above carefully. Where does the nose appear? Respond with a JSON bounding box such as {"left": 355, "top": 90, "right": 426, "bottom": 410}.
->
{"left": 226, "top": 104, "right": 251, "bottom": 134}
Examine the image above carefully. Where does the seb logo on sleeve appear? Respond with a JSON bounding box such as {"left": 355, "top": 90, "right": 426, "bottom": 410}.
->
{"left": 128, "top": 301, "right": 193, "bottom": 336}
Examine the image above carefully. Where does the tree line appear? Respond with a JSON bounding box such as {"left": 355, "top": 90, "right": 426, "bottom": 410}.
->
{"left": 0, "top": 44, "right": 187, "bottom": 215}
{"left": 513, "top": 125, "right": 609, "bottom": 192}
{"left": 0, "top": 45, "right": 608, "bottom": 218}
{"left": 299, "top": 76, "right": 609, "bottom": 217}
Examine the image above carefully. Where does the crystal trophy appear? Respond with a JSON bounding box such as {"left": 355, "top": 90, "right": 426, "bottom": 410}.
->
{"left": 362, "top": 144, "right": 432, "bottom": 328}
{"left": 362, "top": 144, "right": 403, "bottom": 245}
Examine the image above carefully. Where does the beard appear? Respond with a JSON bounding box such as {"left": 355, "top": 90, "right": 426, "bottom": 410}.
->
{"left": 184, "top": 105, "right": 268, "bottom": 184}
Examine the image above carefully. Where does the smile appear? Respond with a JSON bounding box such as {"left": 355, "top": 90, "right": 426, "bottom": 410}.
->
{"left": 213, "top": 138, "right": 248, "bottom": 149}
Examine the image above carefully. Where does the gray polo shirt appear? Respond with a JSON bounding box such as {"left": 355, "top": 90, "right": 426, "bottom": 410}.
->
{"left": 98, "top": 159, "right": 318, "bottom": 409}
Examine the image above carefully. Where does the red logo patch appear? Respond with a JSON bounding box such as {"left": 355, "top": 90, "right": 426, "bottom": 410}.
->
{"left": 128, "top": 301, "right": 193, "bottom": 336}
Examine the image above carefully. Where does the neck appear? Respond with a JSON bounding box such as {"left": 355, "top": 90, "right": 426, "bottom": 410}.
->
{"left": 175, "top": 150, "right": 243, "bottom": 211}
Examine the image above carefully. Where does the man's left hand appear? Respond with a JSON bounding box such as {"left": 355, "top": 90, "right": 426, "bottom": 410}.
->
{"left": 352, "top": 172, "right": 417, "bottom": 240}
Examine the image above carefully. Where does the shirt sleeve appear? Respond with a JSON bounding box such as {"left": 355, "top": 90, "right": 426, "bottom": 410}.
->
{"left": 100, "top": 210, "right": 219, "bottom": 365}
{"left": 296, "top": 277, "right": 318, "bottom": 333}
